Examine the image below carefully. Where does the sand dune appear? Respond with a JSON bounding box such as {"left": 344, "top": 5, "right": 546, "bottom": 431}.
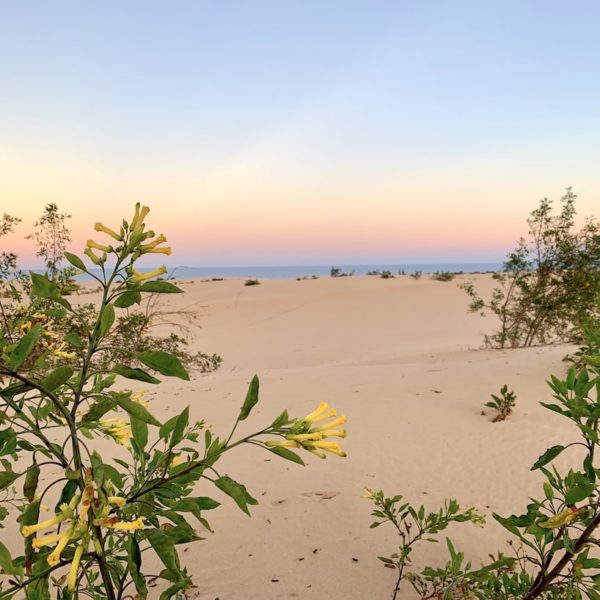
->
{"left": 136, "top": 274, "right": 576, "bottom": 599}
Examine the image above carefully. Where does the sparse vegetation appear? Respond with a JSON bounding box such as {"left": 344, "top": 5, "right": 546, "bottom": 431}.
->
{"left": 462, "top": 189, "right": 600, "bottom": 348}
{"left": 330, "top": 266, "right": 355, "bottom": 277}
{"left": 410, "top": 270, "right": 423, "bottom": 280}
{"left": 370, "top": 329, "right": 600, "bottom": 599}
{"left": 484, "top": 384, "right": 516, "bottom": 422}
{"left": 431, "top": 270, "right": 456, "bottom": 282}
{"left": 244, "top": 278, "right": 261, "bottom": 286}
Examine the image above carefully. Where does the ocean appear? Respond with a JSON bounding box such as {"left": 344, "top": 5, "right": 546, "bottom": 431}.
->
{"left": 168, "top": 263, "right": 502, "bottom": 280}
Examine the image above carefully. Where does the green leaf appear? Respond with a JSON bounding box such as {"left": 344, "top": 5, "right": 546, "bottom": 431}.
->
{"left": 138, "top": 351, "right": 189, "bottom": 380}
{"left": 64, "top": 252, "right": 87, "bottom": 272}
{"left": 55, "top": 480, "right": 78, "bottom": 514}
{"left": 0, "top": 470, "right": 19, "bottom": 491}
{"left": 115, "top": 395, "right": 161, "bottom": 427}
{"left": 113, "top": 364, "right": 160, "bottom": 384}
{"left": 531, "top": 445, "right": 565, "bottom": 470}
{"left": 99, "top": 304, "right": 115, "bottom": 338}
{"left": 140, "top": 281, "right": 183, "bottom": 293}
{"left": 170, "top": 407, "right": 189, "bottom": 447}
{"left": 160, "top": 414, "right": 180, "bottom": 441}
{"left": 215, "top": 475, "right": 258, "bottom": 516}
{"left": 127, "top": 536, "right": 147, "bottom": 597}
{"left": 114, "top": 290, "right": 142, "bottom": 308}
{"left": 164, "top": 496, "right": 220, "bottom": 522}
{"left": 41, "top": 366, "right": 73, "bottom": 391}
{"left": 30, "top": 272, "right": 70, "bottom": 308}
{"left": 271, "top": 409, "right": 290, "bottom": 429}
{"left": 565, "top": 483, "right": 595, "bottom": 504}
{"left": 268, "top": 446, "right": 305, "bottom": 465}
{"left": 238, "top": 375, "right": 259, "bottom": 421}
{"left": 64, "top": 332, "right": 83, "bottom": 348}
{"left": 130, "top": 416, "right": 148, "bottom": 451}
{"left": 0, "top": 540, "right": 21, "bottom": 576}
{"left": 144, "top": 528, "right": 181, "bottom": 578}
{"left": 9, "top": 324, "right": 42, "bottom": 369}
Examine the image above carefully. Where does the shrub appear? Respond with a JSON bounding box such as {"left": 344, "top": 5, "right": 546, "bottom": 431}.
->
{"left": 462, "top": 188, "right": 600, "bottom": 348}
{"left": 0, "top": 204, "right": 347, "bottom": 598}
{"left": 380, "top": 270, "right": 394, "bottom": 279}
{"left": 410, "top": 270, "right": 422, "bottom": 280}
{"left": 330, "top": 267, "right": 354, "bottom": 277}
{"left": 369, "top": 358, "right": 600, "bottom": 598}
{"left": 244, "top": 278, "right": 260, "bottom": 286}
{"left": 484, "top": 384, "right": 516, "bottom": 422}
{"left": 431, "top": 270, "right": 455, "bottom": 282}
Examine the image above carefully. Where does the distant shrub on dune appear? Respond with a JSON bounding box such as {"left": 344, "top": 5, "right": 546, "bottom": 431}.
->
{"left": 410, "top": 270, "right": 422, "bottom": 280}
{"left": 380, "top": 270, "right": 394, "bottom": 279}
{"left": 431, "top": 270, "right": 455, "bottom": 281}
{"left": 330, "top": 266, "right": 354, "bottom": 277}
{"left": 244, "top": 278, "right": 260, "bottom": 286}
{"left": 463, "top": 188, "right": 600, "bottom": 348}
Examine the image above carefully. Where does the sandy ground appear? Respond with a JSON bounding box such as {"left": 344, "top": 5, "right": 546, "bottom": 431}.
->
{"left": 138, "top": 274, "right": 577, "bottom": 599}
{"left": 5, "top": 274, "right": 580, "bottom": 599}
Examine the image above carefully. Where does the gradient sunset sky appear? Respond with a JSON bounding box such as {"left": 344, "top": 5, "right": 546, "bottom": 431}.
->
{"left": 2, "top": 1, "right": 600, "bottom": 267}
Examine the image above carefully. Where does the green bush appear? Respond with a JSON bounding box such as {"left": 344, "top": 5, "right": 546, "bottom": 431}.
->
{"left": 462, "top": 188, "right": 600, "bottom": 348}
{"left": 0, "top": 205, "right": 347, "bottom": 598}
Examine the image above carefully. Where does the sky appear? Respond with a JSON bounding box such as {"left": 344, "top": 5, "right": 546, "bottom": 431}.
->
{"left": 1, "top": 1, "right": 600, "bottom": 267}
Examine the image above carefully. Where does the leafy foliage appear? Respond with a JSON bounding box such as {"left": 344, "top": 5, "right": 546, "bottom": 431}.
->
{"left": 485, "top": 384, "right": 517, "bottom": 422}
{"left": 462, "top": 189, "right": 600, "bottom": 348}
{"left": 0, "top": 204, "right": 347, "bottom": 599}
{"left": 370, "top": 357, "right": 600, "bottom": 598}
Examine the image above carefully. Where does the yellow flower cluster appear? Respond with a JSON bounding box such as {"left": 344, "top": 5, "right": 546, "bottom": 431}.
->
{"left": 21, "top": 470, "right": 143, "bottom": 591}
{"left": 267, "top": 402, "right": 347, "bottom": 459}
{"left": 17, "top": 313, "right": 75, "bottom": 364}
{"left": 85, "top": 203, "right": 172, "bottom": 271}
{"left": 99, "top": 418, "right": 132, "bottom": 447}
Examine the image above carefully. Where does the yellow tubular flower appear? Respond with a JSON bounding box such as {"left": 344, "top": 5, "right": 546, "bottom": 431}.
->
{"left": 362, "top": 488, "right": 375, "bottom": 499}
{"left": 86, "top": 239, "right": 112, "bottom": 253}
{"left": 32, "top": 533, "right": 63, "bottom": 548}
{"left": 68, "top": 545, "right": 84, "bottom": 591}
{"left": 84, "top": 247, "right": 103, "bottom": 266}
{"left": 47, "top": 527, "right": 74, "bottom": 566}
{"left": 540, "top": 508, "right": 580, "bottom": 529}
{"left": 140, "top": 234, "right": 167, "bottom": 250}
{"left": 316, "top": 429, "right": 346, "bottom": 438}
{"left": 306, "top": 447, "right": 327, "bottom": 459}
{"left": 169, "top": 455, "right": 182, "bottom": 468}
{"left": 303, "top": 402, "right": 329, "bottom": 422}
{"left": 131, "top": 266, "right": 168, "bottom": 283}
{"left": 304, "top": 441, "right": 347, "bottom": 457}
{"left": 286, "top": 432, "right": 323, "bottom": 441}
{"left": 95, "top": 517, "right": 145, "bottom": 531}
{"left": 266, "top": 440, "right": 301, "bottom": 449}
{"left": 315, "top": 415, "right": 347, "bottom": 430}
{"left": 131, "top": 205, "right": 150, "bottom": 232}
{"left": 144, "top": 246, "right": 172, "bottom": 255}
{"left": 22, "top": 514, "right": 66, "bottom": 537}
{"left": 94, "top": 222, "right": 122, "bottom": 241}
{"left": 108, "top": 496, "right": 126, "bottom": 507}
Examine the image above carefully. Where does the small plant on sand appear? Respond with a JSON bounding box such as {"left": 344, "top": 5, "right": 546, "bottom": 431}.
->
{"left": 370, "top": 347, "right": 600, "bottom": 599}
{"left": 244, "top": 278, "right": 260, "bottom": 286}
{"left": 431, "top": 270, "right": 455, "bottom": 282}
{"left": 365, "top": 490, "right": 486, "bottom": 600}
{"left": 484, "top": 384, "right": 517, "bottom": 422}
{"left": 462, "top": 188, "right": 600, "bottom": 348}
{"left": 0, "top": 204, "right": 347, "bottom": 599}
{"left": 410, "top": 270, "right": 422, "bottom": 280}
{"left": 380, "top": 270, "right": 394, "bottom": 279}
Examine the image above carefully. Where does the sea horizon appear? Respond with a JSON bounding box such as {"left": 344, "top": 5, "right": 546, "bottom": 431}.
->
{"left": 168, "top": 262, "right": 503, "bottom": 280}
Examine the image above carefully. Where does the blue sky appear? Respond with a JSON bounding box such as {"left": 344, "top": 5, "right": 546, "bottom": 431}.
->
{"left": 2, "top": 1, "right": 599, "bottom": 266}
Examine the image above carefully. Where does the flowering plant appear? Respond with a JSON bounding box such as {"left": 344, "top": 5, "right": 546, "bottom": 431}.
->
{"left": 0, "top": 205, "right": 346, "bottom": 599}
